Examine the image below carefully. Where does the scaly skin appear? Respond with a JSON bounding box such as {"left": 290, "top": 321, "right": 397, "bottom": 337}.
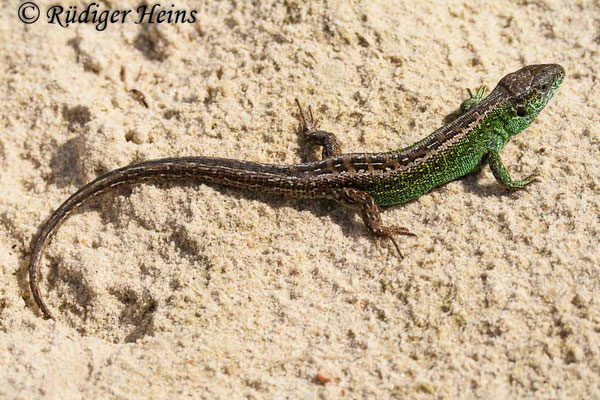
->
{"left": 29, "top": 64, "right": 564, "bottom": 319}
{"left": 360, "top": 64, "right": 564, "bottom": 204}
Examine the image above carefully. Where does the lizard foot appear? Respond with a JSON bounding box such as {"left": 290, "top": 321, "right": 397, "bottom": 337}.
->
{"left": 460, "top": 85, "right": 488, "bottom": 113}
{"left": 508, "top": 172, "right": 541, "bottom": 190}
{"left": 294, "top": 98, "right": 320, "bottom": 134}
{"left": 375, "top": 225, "right": 416, "bottom": 258}
{"left": 293, "top": 99, "right": 341, "bottom": 159}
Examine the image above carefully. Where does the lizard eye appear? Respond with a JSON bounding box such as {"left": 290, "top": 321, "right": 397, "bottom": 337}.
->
{"left": 516, "top": 107, "right": 527, "bottom": 117}
{"left": 540, "top": 83, "right": 549, "bottom": 91}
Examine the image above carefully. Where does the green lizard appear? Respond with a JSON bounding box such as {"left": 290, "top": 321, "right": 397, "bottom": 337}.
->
{"left": 30, "top": 64, "right": 564, "bottom": 319}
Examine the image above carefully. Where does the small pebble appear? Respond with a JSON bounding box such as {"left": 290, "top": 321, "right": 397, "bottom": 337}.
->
{"left": 316, "top": 371, "right": 332, "bottom": 384}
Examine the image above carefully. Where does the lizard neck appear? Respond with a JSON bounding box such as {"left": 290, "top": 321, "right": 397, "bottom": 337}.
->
{"left": 393, "top": 89, "right": 507, "bottom": 161}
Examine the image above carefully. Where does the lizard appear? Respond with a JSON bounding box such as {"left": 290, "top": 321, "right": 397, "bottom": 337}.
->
{"left": 29, "top": 64, "right": 565, "bottom": 319}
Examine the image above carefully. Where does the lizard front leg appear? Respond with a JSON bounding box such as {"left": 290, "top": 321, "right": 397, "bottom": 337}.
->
{"left": 460, "top": 86, "right": 487, "bottom": 114}
{"left": 488, "top": 150, "right": 540, "bottom": 189}
{"left": 330, "top": 187, "right": 415, "bottom": 257}
{"left": 295, "top": 99, "right": 342, "bottom": 159}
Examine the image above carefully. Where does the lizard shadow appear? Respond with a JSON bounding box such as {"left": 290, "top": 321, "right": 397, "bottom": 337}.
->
{"left": 47, "top": 138, "right": 82, "bottom": 189}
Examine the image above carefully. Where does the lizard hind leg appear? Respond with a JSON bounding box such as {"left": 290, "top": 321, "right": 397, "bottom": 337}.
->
{"left": 294, "top": 99, "right": 342, "bottom": 159}
{"left": 330, "top": 187, "right": 415, "bottom": 258}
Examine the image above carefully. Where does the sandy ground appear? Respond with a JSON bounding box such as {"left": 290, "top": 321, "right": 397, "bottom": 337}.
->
{"left": 1, "top": 0, "right": 599, "bottom": 398}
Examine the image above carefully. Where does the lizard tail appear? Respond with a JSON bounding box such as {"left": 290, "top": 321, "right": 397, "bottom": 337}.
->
{"left": 29, "top": 156, "right": 320, "bottom": 319}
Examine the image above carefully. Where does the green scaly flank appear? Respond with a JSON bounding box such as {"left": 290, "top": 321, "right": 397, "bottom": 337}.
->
{"left": 363, "top": 64, "right": 564, "bottom": 206}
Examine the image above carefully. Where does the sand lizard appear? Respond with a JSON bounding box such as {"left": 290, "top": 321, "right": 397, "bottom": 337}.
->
{"left": 29, "top": 64, "right": 564, "bottom": 319}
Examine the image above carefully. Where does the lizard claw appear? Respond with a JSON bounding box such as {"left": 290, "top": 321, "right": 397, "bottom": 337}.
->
{"left": 295, "top": 99, "right": 319, "bottom": 133}
{"left": 514, "top": 172, "right": 541, "bottom": 190}
{"left": 388, "top": 236, "right": 403, "bottom": 258}
{"left": 389, "top": 226, "right": 417, "bottom": 237}
{"left": 378, "top": 225, "right": 416, "bottom": 258}
{"left": 505, "top": 170, "right": 541, "bottom": 191}
{"left": 460, "top": 85, "right": 488, "bottom": 114}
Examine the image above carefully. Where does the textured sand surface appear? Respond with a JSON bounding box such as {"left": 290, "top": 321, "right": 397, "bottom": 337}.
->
{"left": 1, "top": 0, "right": 599, "bottom": 398}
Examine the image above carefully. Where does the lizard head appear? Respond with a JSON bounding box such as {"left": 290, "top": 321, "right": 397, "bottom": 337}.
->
{"left": 497, "top": 64, "right": 564, "bottom": 136}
